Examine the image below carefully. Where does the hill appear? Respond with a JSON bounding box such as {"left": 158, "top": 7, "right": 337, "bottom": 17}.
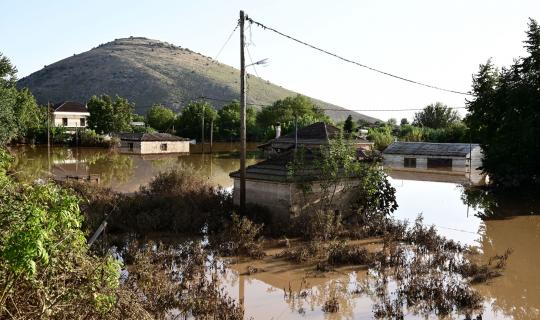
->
{"left": 17, "top": 37, "right": 379, "bottom": 123}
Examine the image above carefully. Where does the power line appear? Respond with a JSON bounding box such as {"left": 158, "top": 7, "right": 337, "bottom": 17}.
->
{"left": 214, "top": 21, "right": 240, "bottom": 60}
{"left": 196, "top": 95, "right": 467, "bottom": 112}
{"left": 245, "top": 16, "right": 473, "bottom": 96}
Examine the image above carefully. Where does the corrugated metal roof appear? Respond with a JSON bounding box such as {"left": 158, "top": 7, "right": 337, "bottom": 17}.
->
{"left": 119, "top": 132, "right": 189, "bottom": 142}
{"left": 383, "top": 142, "right": 480, "bottom": 157}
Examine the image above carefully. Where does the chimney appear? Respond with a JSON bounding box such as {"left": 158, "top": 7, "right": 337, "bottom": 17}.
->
{"left": 275, "top": 122, "right": 281, "bottom": 139}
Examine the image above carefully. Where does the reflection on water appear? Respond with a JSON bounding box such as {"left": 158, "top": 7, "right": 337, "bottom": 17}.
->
{"left": 9, "top": 144, "right": 260, "bottom": 192}
{"left": 8, "top": 147, "right": 540, "bottom": 319}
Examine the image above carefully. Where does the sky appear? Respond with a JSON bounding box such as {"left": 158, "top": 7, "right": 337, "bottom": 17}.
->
{"left": 1, "top": 0, "right": 539, "bottom": 121}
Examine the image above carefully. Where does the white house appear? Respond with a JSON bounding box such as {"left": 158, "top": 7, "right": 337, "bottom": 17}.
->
{"left": 118, "top": 132, "right": 190, "bottom": 154}
{"left": 52, "top": 101, "right": 90, "bottom": 133}
{"left": 382, "top": 142, "right": 485, "bottom": 185}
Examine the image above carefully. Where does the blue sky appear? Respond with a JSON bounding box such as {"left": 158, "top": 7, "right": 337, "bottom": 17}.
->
{"left": 1, "top": 0, "right": 538, "bottom": 121}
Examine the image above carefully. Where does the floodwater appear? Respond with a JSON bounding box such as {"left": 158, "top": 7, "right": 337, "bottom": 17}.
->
{"left": 8, "top": 143, "right": 260, "bottom": 192}
{"left": 8, "top": 146, "right": 540, "bottom": 319}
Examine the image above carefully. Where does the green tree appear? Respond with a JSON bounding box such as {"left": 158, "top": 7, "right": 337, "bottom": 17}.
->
{"left": 0, "top": 53, "right": 42, "bottom": 145}
{"left": 400, "top": 118, "right": 409, "bottom": 126}
{"left": 465, "top": 19, "right": 540, "bottom": 187}
{"left": 217, "top": 101, "right": 257, "bottom": 141}
{"left": 367, "top": 125, "right": 395, "bottom": 151}
{"left": 343, "top": 115, "right": 355, "bottom": 136}
{"left": 175, "top": 101, "right": 218, "bottom": 141}
{"left": 256, "top": 95, "right": 331, "bottom": 139}
{"left": 87, "top": 95, "right": 134, "bottom": 134}
{"left": 146, "top": 104, "right": 176, "bottom": 132}
{"left": 413, "top": 102, "right": 460, "bottom": 129}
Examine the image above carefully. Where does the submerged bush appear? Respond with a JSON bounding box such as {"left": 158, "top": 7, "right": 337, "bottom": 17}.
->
{"left": 0, "top": 149, "right": 123, "bottom": 319}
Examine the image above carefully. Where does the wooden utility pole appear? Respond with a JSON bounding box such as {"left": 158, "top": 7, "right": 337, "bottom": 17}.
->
{"left": 47, "top": 102, "right": 51, "bottom": 174}
{"left": 239, "top": 10, "right": 247, "bottom": 212}
{"left": 210, "top": 120, "right": 214, "bottom": 154}
{"left": 201, "top": 103, "right": 205, "bottom": 154}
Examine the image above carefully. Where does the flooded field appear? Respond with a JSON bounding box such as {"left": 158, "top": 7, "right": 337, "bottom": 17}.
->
{"left": 8, "top": 145, "right": 540, "bottom": 319}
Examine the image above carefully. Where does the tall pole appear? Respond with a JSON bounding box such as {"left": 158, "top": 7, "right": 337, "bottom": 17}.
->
{"left": 201, "top": 103, "right": 205, "bottom": 154}
{"left": 210, "top": 119, "right": 214, "bottom": 154}
{"left": 239, "top": 10, "right": 247, "bottom": 212}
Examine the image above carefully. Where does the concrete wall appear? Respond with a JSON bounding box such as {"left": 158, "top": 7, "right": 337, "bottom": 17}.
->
{"left": 233, "top": 178, "right": 292, "bottom": 220}
{"left": 53, "top": 112, "right": 89, "bottom": 129}
{"left": 119, "top": 140, "right": 189, "bottom": 154}
{"left": 383, "top": 154, "right": 466, "bottom": 173}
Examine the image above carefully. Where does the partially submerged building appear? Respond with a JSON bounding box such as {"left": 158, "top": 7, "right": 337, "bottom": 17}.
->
{"left": 52, "top": 101, "right": 90, "bottom": 133}
{"left": 118, "top": 133, "right": 190, "bottom": 154}
{"left": 231, "top": 122, "right": 369, "bottom": 218}
{"left": 258, "top": 122, "right": 373, "bottom": 158}
{"left": 230, "top": 149, "right": 339, "bottom": 219}
{"left": 382, "top": 142, "right": 485, "bottom": 184}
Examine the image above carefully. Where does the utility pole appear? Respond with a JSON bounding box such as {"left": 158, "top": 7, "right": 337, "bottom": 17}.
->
{"left": 47, "top": 102, "right": 51, "bottom": 174}
{"left": 201, "top": 103, "right": 205, "bottom": 154}
{"left": 210, "top": 119, "right": 214, "bottom": 154}
{"left": 239, "top": 10, "right": 247, "bottom": 212}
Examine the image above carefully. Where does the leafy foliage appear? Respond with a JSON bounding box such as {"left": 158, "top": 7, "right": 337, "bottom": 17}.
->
{"left": 256, "top": 95, "right": 331, "bottom": 140}
{"left": 87, "top": 94, "right": 134, "bottom": 134}
{"left": 413, "top": 102, "right": 461, "bottom": 129}
{"left": 175, "top": 101, "right": 218, "bottom": 141}
{"left": 0, "top": 53, "right": 43, "bottom": 145}
{"left": 217, "top": 101, "right": 257, "bottom": 141}
{"left": 0, "top": 149, "right": 122, "bottom": 318}
{"left": 146, "top": 104, "right": 176, "bottom": 132}
{"left": 465, "top": 19, "right": 540, "bottom": 187}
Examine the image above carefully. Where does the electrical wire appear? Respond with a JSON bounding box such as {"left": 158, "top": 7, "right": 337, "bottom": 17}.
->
{"left": 245, "top": 16, "right": 473, "bottom": 96}
{"left": 196, "top": 95, "right": 467, "bottom": 112}
{"left": 214, "top": 21, "right": 240, "bottom": 60}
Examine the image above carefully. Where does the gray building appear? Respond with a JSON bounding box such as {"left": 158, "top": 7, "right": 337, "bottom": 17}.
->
{"left": 258, "top": 122, "right": 373, "bottom": 158}
{"left": 119, "top": 133, "right": 190, "bottom": 154}
{"left": 382, "top": 142, "right": 485, "bottom": 185}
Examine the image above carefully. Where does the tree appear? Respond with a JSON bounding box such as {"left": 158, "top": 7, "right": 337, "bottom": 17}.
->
{"left": 217, "top": 101, "right": 256, "bottom": 141}
{"left": 413, "top": 102, "right": 460, "bottom": 129}
{"left": 387, "top": 118, "right": 397, "bottom": 126}
{"left": 87, "top": 95, "right": 134, "bottom": 134}
{"left": 0, "top": 53, "right": 41, "bottom": 145}
{"left": 256, "top": 95, "right": 331, "bottom": 139}
{"left": 465, "top": 19, "right": 540, "bottom": 187}
{"left": 343, "top": 115, "right": 355, "bottom": 136}
{"left": 175, "top": 101, "right": 218, "bottom": 141}
{"left": 400, "top": 118, "right": 409, "bottom": 126}
{"left": 146, "top": 104, "right": 176, "bottom": 132}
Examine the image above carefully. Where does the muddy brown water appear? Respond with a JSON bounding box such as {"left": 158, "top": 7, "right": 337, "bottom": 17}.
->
{"left": 9, "top": 145, "right": 540, "bottom": 319}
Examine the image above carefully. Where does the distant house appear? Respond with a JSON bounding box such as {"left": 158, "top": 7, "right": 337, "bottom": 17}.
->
{"left": 258, "top": 122, "right": 373, "bottom": 158}
{"left": 52, "top": 101, "right": 90, "bottom": 133}
{"left": 382, "top": 142, "right": 485, "bottom": 185}
{"left": 118, "top": 133, "right": 190, "bottom": 154}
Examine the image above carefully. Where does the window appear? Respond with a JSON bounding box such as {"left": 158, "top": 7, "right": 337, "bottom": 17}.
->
{"left": 62, "top": 118, "right": 68, "bottom": 126}
{"left": 160, "top": 143, "right": 168, "bottom": 151}
{"left": 427, "top": 158, "right": 453, "bottom": 170}
{"left": 80, "top": 118, "right": 86, "bottom": 126}
{"left": 404, "top": 157, "right": 416, "bottom": 168}
{"left": 128, "top": 143, "right": 134, "bottom": 151}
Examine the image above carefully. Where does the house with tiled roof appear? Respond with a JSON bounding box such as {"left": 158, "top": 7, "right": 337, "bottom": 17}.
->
{"left": 118, "top": 132, "right": 190, "bottom": 154}
{"left": 52, "top": 101, "right": 90, "bottom": 132}
{"left": 258, "top": 122, "right": 373, "bottom": 158}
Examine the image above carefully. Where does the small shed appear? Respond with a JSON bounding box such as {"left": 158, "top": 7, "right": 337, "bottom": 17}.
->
{"left": 383, "top": 142, "right": 484, "bottom": 184}
{"left": 119, "top": 133, "right": 190, "bottom": 154}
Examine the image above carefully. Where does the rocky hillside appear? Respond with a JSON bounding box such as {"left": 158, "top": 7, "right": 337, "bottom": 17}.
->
{"left": 18, "top": 37, "right": 378, "bottom": 123}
